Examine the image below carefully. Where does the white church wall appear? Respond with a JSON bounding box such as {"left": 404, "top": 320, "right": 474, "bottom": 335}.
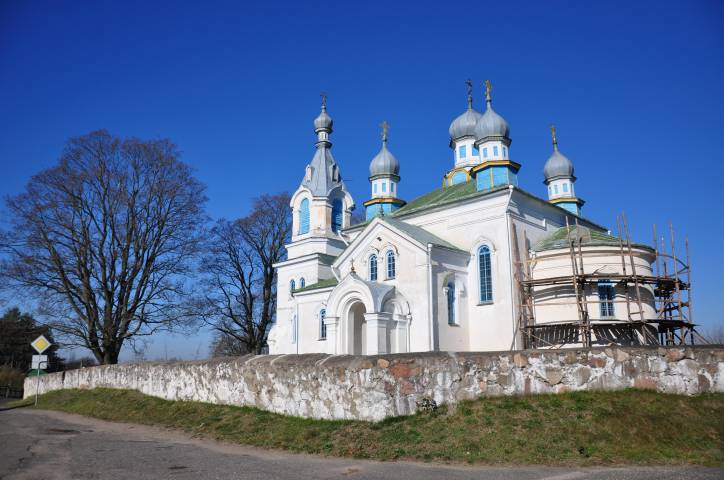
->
{"left": 285, "top": 237, "right": 346, "bottom": 259}
{"left": 432, "top": 248, "right": 470, "bottom": 352}
{"left": 398, "top": 189, "right": 516, "bottom": 352}
{"left": 291, "top": 289, "right": 334, "bottom": 354}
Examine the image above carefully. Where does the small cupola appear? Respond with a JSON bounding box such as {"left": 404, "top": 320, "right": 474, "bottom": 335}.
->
{"left": 364, "top": 121, "right": 405, "bottom": 220}
{"left": 474, "top": 80, "right": 510, "bottom": 143}
{"left": 543, "top": 125, "right": 584, "bottom": 215}
{"left": 445, "top": 79, "right": 483, "bottom": 186}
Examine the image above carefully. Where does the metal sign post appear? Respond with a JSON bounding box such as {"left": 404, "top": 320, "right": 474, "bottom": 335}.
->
{"left": 34, "top": 359, "right": 48, "bottom": 407}
{"left": 30, "top": 335, "right": 52, "bottom": 407}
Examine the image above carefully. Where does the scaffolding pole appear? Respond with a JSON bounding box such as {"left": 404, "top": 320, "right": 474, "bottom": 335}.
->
{"left": 518, "top": 216, "right": 699, "bottom": 349}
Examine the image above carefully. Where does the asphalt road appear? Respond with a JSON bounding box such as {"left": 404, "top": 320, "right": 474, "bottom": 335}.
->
{"left": 0, "top": 408, "right": 721, "bottom": 480}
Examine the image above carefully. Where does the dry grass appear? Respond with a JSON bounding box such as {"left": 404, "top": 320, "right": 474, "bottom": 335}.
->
{"left": 24, "top": 388, "right": 724, "bottom": 466}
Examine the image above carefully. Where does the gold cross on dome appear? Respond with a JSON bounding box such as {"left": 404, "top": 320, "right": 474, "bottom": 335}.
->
{"left": 379, "top": 120, "right": 389, "bottom": 143}
{"left": 550, "top": 124, "right": 558, "bottom": 146}
{"left": 465, "top": 78, "right": 473, "bottom": 97}
{"left": 320, "top": 92, "right": 327, "bottom": 108}
{"left": 484, "top": 79, "right": 492, "bottom": 99}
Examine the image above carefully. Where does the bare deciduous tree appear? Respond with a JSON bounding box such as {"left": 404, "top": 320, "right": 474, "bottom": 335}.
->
{"left": 198, "top": 193, "right": 291, "bottom": 355}
{"left": 1, "top": 130, "right": 207, "bottom": 364}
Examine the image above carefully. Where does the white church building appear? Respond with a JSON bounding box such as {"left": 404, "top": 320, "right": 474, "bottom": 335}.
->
{"left": 267, "top": 82, "right": 660, "bottom": 355}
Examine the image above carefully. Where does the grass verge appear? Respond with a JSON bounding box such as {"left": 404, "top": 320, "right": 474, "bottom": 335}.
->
{"left": 22, "top": 388, "right": 724, "bottom": 466}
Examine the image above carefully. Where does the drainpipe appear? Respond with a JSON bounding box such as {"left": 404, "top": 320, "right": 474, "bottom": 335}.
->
{"left": 426, "top": 243, "right": 435, "bottom": 351}
{"left": 504, "top": 185, "right": 517, "bottom": 350}
{"left": 336, "top": 230, "right": 350, "bottom": 247}
{"left": 330, "top": 231, "right": 349, "bottom": 282}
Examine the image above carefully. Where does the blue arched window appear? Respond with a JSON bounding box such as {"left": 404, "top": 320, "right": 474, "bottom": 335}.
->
{"left": 331, "top": 198, "right": 343, "bottom": 232}
{"left": 447, "top": 279, "right": 456, "bottom": 325}
{"left": 319, "top": 308, "right": 327, "bottom": 340}
{"left": 369, "top": 254, "right": 378, "bottom": 281}
{"left": 290, "top": 279, "right": 295, "bottom": 293}
{"left": 386, "top": 251, "right": 396, "bottom": 279}
{"left": 451, "top": 171, "right": 467, "bottom": 185}
{"left": 299, "top": 277, "right": 305, "bottom": 289}
{"left": 478, "top": 245, "right": 493, "bottom": 303}
{"left": 299, "top": 198, "right": 310, "bottom": 235}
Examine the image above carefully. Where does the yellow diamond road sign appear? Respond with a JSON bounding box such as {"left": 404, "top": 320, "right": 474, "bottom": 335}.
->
{"left": 31, "top": 335, "right": 51, "bottom": 354}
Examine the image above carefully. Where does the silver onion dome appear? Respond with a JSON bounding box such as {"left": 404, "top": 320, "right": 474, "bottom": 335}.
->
{"left": 369, "top": 120, "right": 399, "bottom": 178}
{"left": 449, "top": 108, "right": 482, "bottom": 140}
{"left": 474, "top": 80, "right": 510, "bottom": 141}
{"left": 543, "top": 149, "right": 574, "bottom": 180}
{"left": 369, "top": 143, "right": 400, "bottom": 177}
{"left": 313, "top": 106, "right": 333, "bottom": 132}
{"left": 544, "top": 125, "right": 574, "bottom": 180}
{"left": 449, "top": 80, "right": 482, "bottom": 140}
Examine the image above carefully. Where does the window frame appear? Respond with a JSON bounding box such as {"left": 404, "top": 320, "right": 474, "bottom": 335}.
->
{"left": 319, "top": 308, "right": 327, "bottom": 340}
{"left": 478, "top": 245, "right": 493, "bottom": 304}
{"left": 386, "top": 250, "right": 396, "bottom": 279}
{"left": 446, "top": 278, "right": 457, "bottom": 325}
{"left": 598, "top": 280, "right": 616, "bottom": 318}
{"left": 369, "top": 254, "right": 378, "bottom": 281}
{"left": 298, "top": 198, "right": 310, "bottom": 235}
{"left": 299, "top": 277, "right": 305, "bottom": 289}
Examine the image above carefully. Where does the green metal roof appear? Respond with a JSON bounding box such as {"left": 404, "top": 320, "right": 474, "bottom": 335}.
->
{"left": 293, "top": 277, "right": 338, "bottom": 293}
{"left": 344, "top": 180, "right": 608, "bottom": 239}
{"left": 393, "top": 181, "right": 488, "bottom": 217}
{"left": 533, "top": 225, "right": 653, "bottom": 252}
{"left": 380, "top": 217, "right": 465, "bottom": 252}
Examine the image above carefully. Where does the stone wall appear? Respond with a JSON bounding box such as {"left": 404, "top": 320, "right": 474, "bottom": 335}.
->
{"left": 25, "top": 346, "right": 724, "bottom": 422}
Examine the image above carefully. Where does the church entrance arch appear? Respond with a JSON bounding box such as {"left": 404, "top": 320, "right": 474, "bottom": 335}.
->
{"left": 348, "top": 301, "right": 367, "bottom": 355}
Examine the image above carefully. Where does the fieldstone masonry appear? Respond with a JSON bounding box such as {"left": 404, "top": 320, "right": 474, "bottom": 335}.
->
{"left": 25, "top": 346, "right": 724, "bottom": 422}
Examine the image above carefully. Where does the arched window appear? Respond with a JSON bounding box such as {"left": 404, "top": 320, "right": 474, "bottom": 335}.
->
{"left": 386, "top": 250, "right": 396, "bottom": 279}
{"left": 299, "top": 277, "right": 305, "bottom": 289}
{"left": 368, "top": 254, "right": 378, "bottom": 281}
{"left": 478, "top": 245, "right": 493, "bottom": 303}
{"left": 299, "top": 198, "right": 310, "bottom": 235}
{"left": 451, "top": 171, "right": 467, "bottom": 185}
{"left": 289, "top": 279, "right": 295, "bottom": 293}
{"left": 446, "top": 279, "right": 456, "bottom": 325}
{"left": 319, "top": 308, "right": 327, "bottom": 340}
{"left": 331, "top": 198, "right": 343, "bottom": 232}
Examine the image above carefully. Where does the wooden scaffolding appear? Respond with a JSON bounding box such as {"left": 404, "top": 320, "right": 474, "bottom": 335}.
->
{"left": 512, "top": 215, "right": 704, "bottom": 350}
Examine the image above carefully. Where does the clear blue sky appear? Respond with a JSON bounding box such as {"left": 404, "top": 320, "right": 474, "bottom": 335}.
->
{"left": 1, "top": 0, "right": 722, "bottom": 360}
